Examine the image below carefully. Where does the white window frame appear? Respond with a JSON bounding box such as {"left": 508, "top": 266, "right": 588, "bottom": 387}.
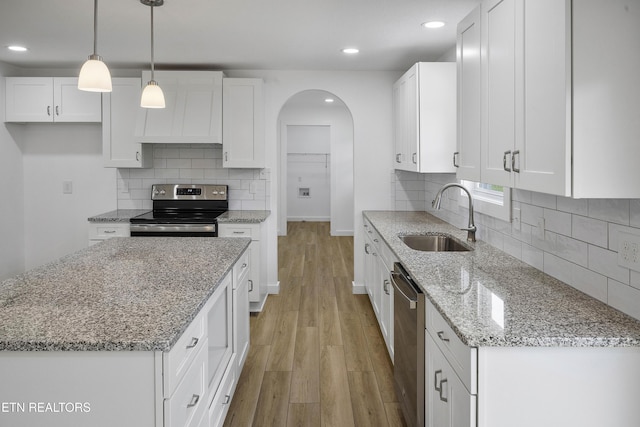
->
{"left": 460, "top": 180, "right": 511, "bottom": 222}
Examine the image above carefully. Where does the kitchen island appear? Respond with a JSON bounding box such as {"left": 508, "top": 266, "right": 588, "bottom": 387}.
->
{"left": 364, "top": 211, "right": 640, "bottom": 427}
{"left": 0, "top": 236, "right": 251, "bottom": 427}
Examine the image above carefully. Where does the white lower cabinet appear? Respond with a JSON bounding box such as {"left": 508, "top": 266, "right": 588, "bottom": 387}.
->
{"left": 232, "top": 250, "right": 250, "bottom": 377}
{"left": 218, "top": 223, "right": 267, "bottom": 311}
{"left": 164, "top": 343, "right": 208, "bottom": 427}
{"left": 426, "top": 332, "right": 476, "bottom": 427}
{"left": 88, "top": 222, "right": 130, "bottom": 245}
{"left": 363, "top": 217, "right": 396, "bottom": 361}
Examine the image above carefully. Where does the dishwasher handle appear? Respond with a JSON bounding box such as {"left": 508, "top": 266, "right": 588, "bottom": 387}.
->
{"left": 391, "top": 271, "right": 418, "bottom": 310}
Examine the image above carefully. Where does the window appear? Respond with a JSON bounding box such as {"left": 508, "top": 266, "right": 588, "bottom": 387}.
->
{"left": 460, "top": 180, "right": 511, "bottom": 222}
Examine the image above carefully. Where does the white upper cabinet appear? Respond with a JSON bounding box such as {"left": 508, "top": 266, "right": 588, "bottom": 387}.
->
{"left": 393, "top": 62, "right": 457, "bottom": 174}
{"left": 5, "top": 77, "right": 101, "bottom": 122}
{"left": 102, "top": 78, "right": 152, "bottom": 168}
{"left": 455, "top": 7, "right": 482, "bottom": 182}
{"left": 462, "top": 0, "right": 640, "bottom": 198}
{"left": 222, "top": 78, "right": 265, "bottom": 168}
{"left": 135, "top": 70, "right": 223, "bottom": 144}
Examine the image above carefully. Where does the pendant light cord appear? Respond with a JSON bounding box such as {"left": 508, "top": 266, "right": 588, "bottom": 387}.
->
{"left": 150, "top": 3, "right": 155, "bottom": 81}
{"left": 93, "top": 0, "right": 98, "bottom": 55}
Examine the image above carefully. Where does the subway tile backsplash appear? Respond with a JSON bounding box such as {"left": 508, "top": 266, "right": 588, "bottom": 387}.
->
{"left": 117, "top": 144, "right": 269, "bottom": 211}
{"left": 393, "top": 170, "right": 640, "bottom": 321}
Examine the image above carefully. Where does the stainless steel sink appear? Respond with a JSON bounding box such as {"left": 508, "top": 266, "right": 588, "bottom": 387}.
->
{"left": 399, "top": 234, "right": 472, "bottom": 252}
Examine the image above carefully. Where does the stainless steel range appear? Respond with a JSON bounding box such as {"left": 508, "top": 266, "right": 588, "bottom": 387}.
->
{"left": 130, "top": 184, "right": 228, "bottom": 237}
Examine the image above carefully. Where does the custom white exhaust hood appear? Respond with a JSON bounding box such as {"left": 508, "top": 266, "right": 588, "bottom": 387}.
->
{"left": 135, "top": 70, "right": 224, "bottom": 144}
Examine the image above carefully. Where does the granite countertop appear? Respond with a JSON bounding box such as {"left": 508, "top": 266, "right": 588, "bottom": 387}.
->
{"left": 0, "top": 237, "right": 251, "bottom": 352}
{"left": 88, "top": 210, "right": 270, "bottom": 223}
{"left": 88, "top": 209, "right": 150, "bottom": 223}
{"left": 364, "top": 210, "right": 640, "bottom": 348}
{"left": 218, "top": 210, "right": 270, "bottom": 223}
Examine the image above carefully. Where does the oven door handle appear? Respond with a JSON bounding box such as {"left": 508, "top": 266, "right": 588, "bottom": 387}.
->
{"left": 130, "top": 224, "right": 217, "bottom": 234}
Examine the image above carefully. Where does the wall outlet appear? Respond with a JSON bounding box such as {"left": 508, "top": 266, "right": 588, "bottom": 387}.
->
{"left": 618, "top": 232, "right": 640, "bottom": 271}
{"left": 298, "top": 187, "right": 310, "bottom": 197}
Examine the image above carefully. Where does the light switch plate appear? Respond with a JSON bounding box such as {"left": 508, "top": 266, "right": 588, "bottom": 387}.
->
{"left": 62, "top": 180, "right": 73, "bottom": 194}
{"left": 534, "top": 217, "right": 545, "bottom": 239}
{"left": 512, "top": 207, "right": 521, "bottom": 231}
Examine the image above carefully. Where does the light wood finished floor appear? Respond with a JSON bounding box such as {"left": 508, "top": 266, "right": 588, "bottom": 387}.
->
{"left": 224, "top": 221, "right": 406, "bottom": 427}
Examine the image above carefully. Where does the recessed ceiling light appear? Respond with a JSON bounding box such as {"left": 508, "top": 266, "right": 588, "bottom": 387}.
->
{"left": 422, "top": 21, "right": 445, "bottom": 29}
{"left": 341, "top": 48, "right": 359, "bottom": 54}
{"left": 325, "top": 98, "right": 335, "bottom": 103}
{"left": 7, "top": 45, "right": 28, "bottom": 52}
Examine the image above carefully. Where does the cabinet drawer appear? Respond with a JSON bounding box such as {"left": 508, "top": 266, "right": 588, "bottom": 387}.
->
{"left": 88, "top": 223, "right": 130, "bottom": 239}
{"left": 164, "top": 342, "right": 208, "bottom": 427}
{"left": 232, "top": 250, "right": 250, "bottom": 290}
{"left": 207, "top": 357, "right": 236, "bottom": 427}
{"left": 164, "top": 310, "right": 207, "bottom": 398}
{"left": 426, "top": 331, "right": 476, "bottom": 427}
{"left": 218, "top": 224, "right": 258, "bottom": 239}
{"left": 426, "top": 299, "right": 477, "bottom": 394}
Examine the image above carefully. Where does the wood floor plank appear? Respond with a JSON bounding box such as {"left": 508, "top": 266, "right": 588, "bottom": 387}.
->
{"left": 224, "top": 344, "right": 272, "bottom": 427}
{"left": 252, "top": 371, "right": 292, "bottom": 427}
{"left": 287, "top": 403, "right": 321, "bottom": 427}
{"left": 319, "top": 293, "right": 343, "bottom": 347}
{"left": 339, "top": 311, "right": 373, "bottom": 372}
{"left": 348, "top": 371, "right": 389, "bottom": 427}
{"left": 334, "top": 276, "right": 358, "bottom": 313}
{"left": 355, "top": 294, "right": 378, "bottom": 328}
{"left": 280, "top": 277, "right": 302, "bottom": 312}
{"left": 266, "top": 310, "right": 299, "bottom": 371}
{"left": 363, "top": 324, "right": 396, "bottom": 402}
{"left": 251, "top": 296, "right": 281, "bottom": 346}
{"left": 298, "top": 281, "right": 318, "bottom": 328}
{"left": 290, "top": 327, "right": 320, "bottom": 403}
{"left": 320, "top": 345, "right": 355, "bottom": 427}
{"left": 384, "top": 402, "right": 408, "bottom": 427}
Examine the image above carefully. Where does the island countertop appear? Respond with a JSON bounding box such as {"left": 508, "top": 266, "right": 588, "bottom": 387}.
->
{"left": 363, "top": 210, "right": 640, "bottom": 348}
{"left": 0, "top": 237, "right": 250, "bottom": 352}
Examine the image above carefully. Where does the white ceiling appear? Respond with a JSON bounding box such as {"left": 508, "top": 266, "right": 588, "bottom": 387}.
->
{"left": 0, "top": 0, "right": 479, "bottom": 72}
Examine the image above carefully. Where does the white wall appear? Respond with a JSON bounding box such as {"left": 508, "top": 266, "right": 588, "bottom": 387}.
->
{"left": 0, "top": 63, "right": 25, "bottom": 280}
{"left": 226, "top": 70, "right": 399, "bottom": 290}
{"left": 22, "top": 124, "right": 116, "bottom": 270}
{"left": 286, "top": 125, "right": 331, "bottom": 222}
{"left": 394, "top": 171, "right": 640, "bottom": 322}
{"left": 279, "top": 98, "right": 355, "bottom": 236}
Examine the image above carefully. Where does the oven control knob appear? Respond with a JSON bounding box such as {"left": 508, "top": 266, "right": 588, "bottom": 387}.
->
{"left": 212, "top": 191, "right": 219, "bottom": 195}
{"left": 153, "top": 189, "right": 159, "bottom": 196}
{"left": 160, "top": 190, "right": 166, "bottom": 195}
{"left": 220, "top": 190, "right": 225, "bottom": 195}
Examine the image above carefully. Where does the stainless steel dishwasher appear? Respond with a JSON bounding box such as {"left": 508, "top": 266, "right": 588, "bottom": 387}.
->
{"left": 391, "top": 262, "right": 425, "bottom": 427}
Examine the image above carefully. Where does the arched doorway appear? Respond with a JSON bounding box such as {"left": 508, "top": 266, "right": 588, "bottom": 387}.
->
{"left": 277, "top": 90, "right": 354, "bottom": 237}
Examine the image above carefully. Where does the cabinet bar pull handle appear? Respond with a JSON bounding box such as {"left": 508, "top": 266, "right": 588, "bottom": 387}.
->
{"left": 223, "top": 395, "right": 231, "bottom": 405}
{"left": 187, "top": 394, "right": 200, "bottom": 408}
{"left": 233, "top": 231, "right": 245, "bottom": 234}
{"left": 242, "top": 262, "right": 248, "bottom": 269}
{"left": 412, "top": 153, "right": 417, "bottom": 164}
{"left": 224, "top": 152, "right": 228, "bottom": 162}
{"left": 437, "top": 331, "right": 450, "bottom": 342}
{"left": 364, "top": 243, "right": 371, "bottom": 254}
{"left": 383, "top": 279, "right": 390, "bottom": 295}
{"left": 503, "top": 150, "right": 512, "bottom": 172}
{"left": 434, "top": 369, "right": 443, "bottom": 392}
{"left": 439, "top": 379, "right": 449, "bottom": 402}
{"left": 512, "top": 149, "right": 521, "bottom": 173}
{"left": 248, "top": 279, "right": 253, "bottom": 292}
{"left": 55, "top": 106, "right": 59, "bottom": 116}
{"left": 453, "top": 152, "right": 459, "bottom": 168}
{"left": 186, "top": 337, "right": 199, "bottom": 349}
{"left": 103, "top": 230, "right": 116, "bottom": 234}
{"left": 136, "top": 151, "right": 140, "bottom": 161}
{"left": 47, "top": 106, "right": 51, "bottom": 116}
{"left": 396, "top": 153, "right": 402, "bottom": 163}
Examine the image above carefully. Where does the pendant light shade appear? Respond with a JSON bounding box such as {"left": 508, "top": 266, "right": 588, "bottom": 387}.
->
{"left": 78, "top": 0, "right": 112, "bottom": 92}
{"left": 140, "top": 0, "right": 165, "bottom": 108}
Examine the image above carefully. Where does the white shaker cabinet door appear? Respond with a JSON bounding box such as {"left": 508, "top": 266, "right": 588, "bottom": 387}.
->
{"left": 222, "top": 78, "right": 265, "bottom": 168}
{"left": 480, "top": 0, "right": 516, "bottom": 188}
{"left": 513, "top": 0, "right": 571, "bottom": 196}
{"left": 455, "top": 6, "right": 482, "bottom": 182}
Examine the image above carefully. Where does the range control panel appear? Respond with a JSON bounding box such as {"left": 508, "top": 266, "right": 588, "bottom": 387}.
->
{"left": 151, "top": 184, "right": 228, "bottom": 201}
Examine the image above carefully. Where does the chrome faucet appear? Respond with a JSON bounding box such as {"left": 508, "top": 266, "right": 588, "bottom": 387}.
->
{"left": 432, "top": 183, "right": 477, "bottom": 242}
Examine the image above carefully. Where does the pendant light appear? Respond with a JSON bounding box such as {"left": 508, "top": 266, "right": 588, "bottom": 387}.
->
{"left": 78, "top": 0, "right": 112, "bottom": 92}
{"left": 140, "top": 0, "right": 165, "bottom": 108}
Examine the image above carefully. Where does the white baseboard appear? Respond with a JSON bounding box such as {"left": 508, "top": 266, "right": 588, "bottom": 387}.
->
{"left": 352, "top": 280, "right": 366, "bottom": 294}
{"left": 268, "top": 281, "right": 280, "bottom": 295}
{"left": 331, "top": 230, "right": 354, "bottom": 236}
{"left": 287, "top": 216, "right": 330, "bottom": 222}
